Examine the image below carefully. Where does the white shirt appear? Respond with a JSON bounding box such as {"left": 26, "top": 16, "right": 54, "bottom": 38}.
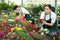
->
{"left": 21, "top": 7, "right": 30, "bottom": 14}
{"left": 40, "top": 11, "right": 57, "bottom": 23}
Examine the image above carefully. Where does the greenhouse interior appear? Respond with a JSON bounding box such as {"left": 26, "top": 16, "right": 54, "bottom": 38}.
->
{"left": 0, "top": 0, "right": 60, "bottom": 40}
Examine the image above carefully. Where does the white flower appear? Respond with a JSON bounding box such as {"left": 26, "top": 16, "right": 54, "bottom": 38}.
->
{"left": 41, "top": 32, "right": 44, "bottom": 35}
{"left": 40, "top": 27, "right": 43, "bottom": 30}
{"left": 8, "top": 19, "right": 15, "bottom": 22}
{"left": 44, "top": 28, "right": 49, "bottom": 34}
{"left": 27, "top": 20, "right": 32, "bottom": 23}
{"left": 46, "top": 32, "right": 48, "bottom": 34}
{"left": 44, "top": 28, "right": 48, "bottom": 31}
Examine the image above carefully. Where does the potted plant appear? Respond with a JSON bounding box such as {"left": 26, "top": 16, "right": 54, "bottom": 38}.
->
{"left": 0, "top": 22, "right": 4, "bottom": 30}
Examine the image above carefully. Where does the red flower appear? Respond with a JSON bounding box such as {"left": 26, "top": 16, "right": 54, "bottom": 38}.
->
{"left": 0, "top": 32, "right": 5, "bottom": 38}
{"left": 19, "top": 17, "right": 27, "bottom": 24}
{"left": 32, "top": 24, "right": 36, "bottom": 29}
{"left": 2, "top": 19, "right": 7, "bottom": 25}
{"left": 27, "top": 23, "right": 32, "bottom": 26}
{"left": 7, "top": 25, "right": 15, "bottom": 32}
{"left": 32, "top": 24, "right": 40, "bottom": 31}
{"left": 40, "top": 19, "right": 44, "bottom": 23}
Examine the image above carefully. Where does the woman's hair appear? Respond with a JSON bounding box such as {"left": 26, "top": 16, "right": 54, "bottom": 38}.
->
{"left": 14, "top": 5, "right": 19, "bottom": 10}
{"left": 45, "top": 4, "right": 55, "bottom": 12}
{"left": 52, "top": 6, "right": 55, "bottom": 12}
{"left": 45, "top": 4, "right": 52, "bottom": 10}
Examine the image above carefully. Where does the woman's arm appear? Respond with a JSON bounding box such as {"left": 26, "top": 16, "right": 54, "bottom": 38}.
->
{"left": 19, "top": 13, "right": 25, "bottom": 18}
{"left": 43, "top": 21, "right": 54, "bottom": 26}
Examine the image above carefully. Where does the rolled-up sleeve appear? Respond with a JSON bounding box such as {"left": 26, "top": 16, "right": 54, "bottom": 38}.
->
{"left": 51, "top": 13, "right": 56, "bottom": 23}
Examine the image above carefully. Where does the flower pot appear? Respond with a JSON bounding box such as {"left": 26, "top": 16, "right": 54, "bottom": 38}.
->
{"left": 19, "top": 38, "right": 25, "bottom": 40}
{"left": 0, "top": 26, "right": 4, "bottom": 30}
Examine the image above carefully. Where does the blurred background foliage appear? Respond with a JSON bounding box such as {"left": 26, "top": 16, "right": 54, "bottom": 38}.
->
{"left": 0, "top": 2, "right": 60, "bottom": 17}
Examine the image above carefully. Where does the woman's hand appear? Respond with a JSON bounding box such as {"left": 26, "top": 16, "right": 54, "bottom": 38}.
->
{"left": 43, "top": 21, "right": 47, "bottom": 25}
{"left": 43, "top": 21, "right": 54, "bottom": 27}
{"left": 19, "top": 13, "right": 25, "bottom": 18}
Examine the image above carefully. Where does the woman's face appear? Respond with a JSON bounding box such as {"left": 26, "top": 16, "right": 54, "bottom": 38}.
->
{"left": 16, "top": 7, "right": 20, "bottom": 11}
{"left": 44, "top": 6, "right": 51, "bottom": 14}
{"left": 14, "top": 7, "right": 21, "bottom": 13}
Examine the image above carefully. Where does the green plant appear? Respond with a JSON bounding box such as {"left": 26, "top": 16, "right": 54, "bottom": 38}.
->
{"left": 25, "top": 4, "right": 45, "bottom": 19}
{"left": 58, "top": 6, "right": 60, "bottom": 16}
{"left": 16, "top": 31, "right": 33, "bottom": 40}
{"left": 0, "top": 2, "right": 14, "bottom": 14}
{"left": 31, "top": 32, "right": 43, "bottom": 40}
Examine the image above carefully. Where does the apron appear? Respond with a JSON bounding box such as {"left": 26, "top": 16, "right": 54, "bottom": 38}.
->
{"left": 43, "top": 13, "right": 58, "bottom": 37}
{"left": 25, "top": 14, "right": 31, "bottom": 21}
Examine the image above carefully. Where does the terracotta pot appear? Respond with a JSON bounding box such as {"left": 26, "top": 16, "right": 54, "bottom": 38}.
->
{"left": 0, "top": 26, "right": 4, "bottom": 30}
{"left": 19, "top": 38, "right": 25, "bottom": 40}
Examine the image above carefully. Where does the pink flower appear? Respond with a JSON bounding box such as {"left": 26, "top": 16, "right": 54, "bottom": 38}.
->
{"left": 32, "top": 30, "right": 35, "bottom": 32}
{"left": 35, "top": 32, "right": 38, "bottom": 35}
{"left": 22, "top": 26, "right": 26, "bottom": 30}
{"left": 10, "top": 35, "right": 14, "bottom": 38}
{"left": 14, "top": 17, "right": 19, "bottom": 21}
{"left": 0, "top": 22, "right": 2, "bottom": 24}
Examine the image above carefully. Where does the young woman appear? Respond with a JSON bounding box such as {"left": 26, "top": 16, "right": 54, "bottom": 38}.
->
{"left": 40, "top": 4, "right": 58, "bottom": 40}
{"left": 14, "top": 5, "right": 31, "bottom": 21}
